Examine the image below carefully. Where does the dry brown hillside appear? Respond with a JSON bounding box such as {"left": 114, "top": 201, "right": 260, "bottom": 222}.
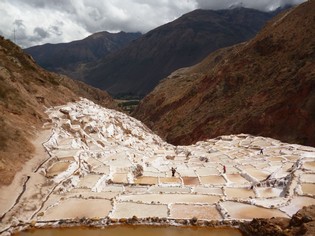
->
{"left": 0, "top": 36, "right": 117, "bottom": 186}
{"left": 133, "top": 0, "right": 315, "bottom": 146}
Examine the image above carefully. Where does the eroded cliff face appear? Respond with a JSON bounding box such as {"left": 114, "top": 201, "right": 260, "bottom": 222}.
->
{"left": 0, "top": 36, "right": 117, "bottom": 185}
{"left": 133, "top": 1, "right": 315, "bottom": 146}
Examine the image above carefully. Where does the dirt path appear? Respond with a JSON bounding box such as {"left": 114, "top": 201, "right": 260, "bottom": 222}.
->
{"left": 0, "top": 129, "right": 51, "bottom": 219}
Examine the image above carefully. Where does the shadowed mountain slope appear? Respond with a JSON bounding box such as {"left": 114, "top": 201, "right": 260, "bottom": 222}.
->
{"left": 25, "top": 31, "right": 141, "bottom": 79}
{"left": 83, "top": 8, "right": 282, "bottom": 97}
{"left": 0, "top": 36, "right": 117, "bottom": 186}
{"left": 133, "top": 1, "right": 315, "bottom": 146}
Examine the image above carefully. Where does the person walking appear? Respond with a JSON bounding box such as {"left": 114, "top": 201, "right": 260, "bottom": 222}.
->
{"left": 171, "top": 167, "right": 176, "bottom": 177}
{"left": 223, "top": 165, "right": 226, "bottom": 174}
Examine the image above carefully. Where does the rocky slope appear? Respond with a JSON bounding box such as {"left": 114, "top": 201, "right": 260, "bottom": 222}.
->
{"left": 25, "top": 31, "right": 141, "bottom": 79}
{"left": 133, "top": 1, "right": 315, "bottom": 146}
{"left": 0, "top": 36, "right": 117, "bottom": 186}
{"left": 83, "top": 8, "right": 282, "bottom": 97}
{"left": 240, "top": 205, "right": 315, "bottom": 236}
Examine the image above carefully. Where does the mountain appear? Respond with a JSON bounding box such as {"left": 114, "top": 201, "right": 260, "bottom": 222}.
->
{"left": 24, "top": 31, "right": 141, "bottom": 79}
{"left": 0, "top": 36, "right": 117, "bottom": 186}
{"left": 82, "top": 7, "right": 285, "bottom": 97}
{"left": 133, "top": 1, "right": 315, "bottom": 146}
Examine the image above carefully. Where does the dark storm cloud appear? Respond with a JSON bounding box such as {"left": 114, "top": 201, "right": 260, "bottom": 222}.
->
{"left": 0, "top": 0, "right": 307, "bottom": 48}
{"left": 34, "top": 27, "right": 50, "bottom": 39}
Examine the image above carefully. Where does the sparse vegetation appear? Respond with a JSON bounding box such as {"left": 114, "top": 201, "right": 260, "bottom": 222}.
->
{"left": 116, "top": 99, "right": 140, "bottom": 113}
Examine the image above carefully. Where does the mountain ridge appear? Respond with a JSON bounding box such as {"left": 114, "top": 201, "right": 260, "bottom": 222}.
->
{"left": 83, "top": 7, "right": 284, "bottom": 97}
{"left": 25, "top": 31, "right": 141, "bottom": 80}
{"left": 25, "top": 8, "right": 285, "bottom": 98}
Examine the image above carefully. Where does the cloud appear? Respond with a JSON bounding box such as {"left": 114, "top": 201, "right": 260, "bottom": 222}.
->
{"left": 13, "top": 19, "right": 25, "bottom": 28}
{"left": 34, "top": 27, "right": 50, "bottom": 39}
{"left": 0, "top": 0, "right": 306, "bottom": 48}
{"left": 49, "top": 25, "right": 62, "bottom": 36}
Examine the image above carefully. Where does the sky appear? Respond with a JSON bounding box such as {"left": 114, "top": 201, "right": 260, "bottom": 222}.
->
{"left": 0, "top": 0, "right": 306, "bottom": 48}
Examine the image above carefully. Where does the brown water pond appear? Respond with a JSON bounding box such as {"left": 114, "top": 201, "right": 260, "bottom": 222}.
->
{"left": 46, "top": 162, "right": 71, "bottom": 177}
{"left": 16, "top": 225, "right": 243, "bottom": 236}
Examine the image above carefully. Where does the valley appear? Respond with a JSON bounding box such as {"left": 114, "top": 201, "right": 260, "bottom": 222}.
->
{"left": 25, "top": 8, "right": 282, "bottom": 97}
{"left": 0, "top": 1, "right": 314, "bottom": 235}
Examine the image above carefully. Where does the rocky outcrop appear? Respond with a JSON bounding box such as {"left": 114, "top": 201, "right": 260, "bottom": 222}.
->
{"left": 133, "top": 1, "right": 315, "bottom": 146}
{"left": 240, "top": 205, "right": 315, "bottom": 236}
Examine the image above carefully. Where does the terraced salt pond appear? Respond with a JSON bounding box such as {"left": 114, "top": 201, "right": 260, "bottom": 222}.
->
{"left": 1, "top": 98, "right": 315, "bottom": 235}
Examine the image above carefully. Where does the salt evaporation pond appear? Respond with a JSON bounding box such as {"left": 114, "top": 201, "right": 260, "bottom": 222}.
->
{"left": 16, "top": 226, "right": 243, "bottom": 236}
{"left": 2, "top": 98, "right": 315, "bottom": 235}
